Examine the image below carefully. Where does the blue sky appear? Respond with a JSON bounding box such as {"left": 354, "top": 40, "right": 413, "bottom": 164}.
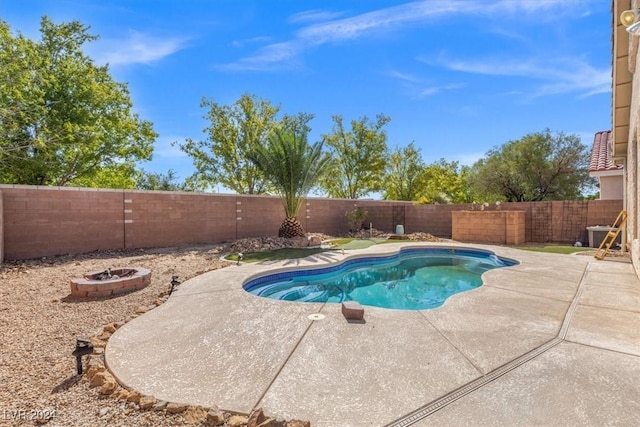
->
{"left": 2, "top": 0, "right": 612, "bottom": 193}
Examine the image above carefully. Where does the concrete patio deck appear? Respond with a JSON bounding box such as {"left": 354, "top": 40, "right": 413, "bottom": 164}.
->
{"left": 106, "top": 243, "right": 640, "bottom": 426}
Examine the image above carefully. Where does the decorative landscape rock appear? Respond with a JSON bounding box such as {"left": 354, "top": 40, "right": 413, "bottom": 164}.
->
{"left": 228, "top": 415, "right": 249, "bottom": 427}
{"left": 291, "top": 236, "right": 311, "bottom": 248}
{"left": 139, "top": 395, "right": 157, "bottom": 410}
{"left": 89, "top": 336, "right": 107, "bottom": 348}
{"left": 85, "top": 359, "right": 105, "bottom": 379}
{"left": 229, "top": 234, "right": 332, "bottom": 254}
{"left": 88, "top": 371, "right": 111, "bottom": 388}
{"left": 127, "top": 391, "right": 141, "bottom": 404}
{"left": 115, "top": 389, "right": 131, "bottom": 401}
{"left": 248, "top": 408, "right": 267, "bottom": 427}
{"left": 152, "top": 400, "right": 168, "bottom": 411}
{"left": 135, "top": 305, "right": 150, "bottom": 314}
{"left": 206, "top": 407, "right": 226, "bottom": 426}
{"left": 184, "top": 406, "right": 208, "bottom": 424}
{"left": 258, "top": 419, "right": 284, "bottom": 427}
{"left": 103, "top": 322, "right": 118, "bottom": 334}
{"left": 307, "top": 235, "right": 323, "bottom": 247}
{"left": 99, "top": 379, "right": 118, "bottom": 395}
{"left": 166, "top": 402, "right": 188, "bottom": 414}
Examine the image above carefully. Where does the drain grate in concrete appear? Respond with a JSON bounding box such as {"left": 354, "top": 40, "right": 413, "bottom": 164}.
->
{"left": 387, "top": 338, "right": 562, "bottom": 426}
{"left": 387, "top": 263, "right": 591, "bottom": 426}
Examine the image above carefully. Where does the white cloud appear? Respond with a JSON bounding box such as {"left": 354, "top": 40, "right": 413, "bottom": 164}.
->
{"left": 489, "top": 0, "right": 583, "bottom": 16}
{"left": 425, "top": 54, "right": 610, "bottom": 98}
{"left": 386, "top": 69, "right": 420, "bottom": 83}
{"left": 230, "top": 36, "right": 272, "bottom": 48}
{"left": 91, "top": 31, "right": 189, "bottom": 67}
{"left": 419, "top": 83, "right": 464, "bottom": 97}
{"left": 295, "top": 1, "right": 463, "bottom": 44}
{"left": 386, "top": 68, "right": 463, "bottom": 98}
{"left": 220, "top": 41, "right": 303, "bottom": 71}
{"left": 288, "top": 9, "right": 345, "bottom": 24}
{"left": 221, "top": 0, "right": 590, "bottom": 71}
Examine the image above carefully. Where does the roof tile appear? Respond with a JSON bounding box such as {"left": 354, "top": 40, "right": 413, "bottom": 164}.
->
{"left": 589, "top": 130, "right": 623, "bottom": 172}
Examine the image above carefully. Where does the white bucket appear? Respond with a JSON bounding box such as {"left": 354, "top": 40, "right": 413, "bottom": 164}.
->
{"left": 395, "top": 225, "right": 404, "bottom": 235}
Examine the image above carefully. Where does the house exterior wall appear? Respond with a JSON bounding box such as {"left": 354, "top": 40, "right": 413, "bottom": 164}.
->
{"left": 623, "top": 0, "right": 640, "bottom": 276}
{"left": 0, "top": 185, "right": 624, "bottom": 261}
{"left": 599, "top": 175, "right": 625, "bottom": 199}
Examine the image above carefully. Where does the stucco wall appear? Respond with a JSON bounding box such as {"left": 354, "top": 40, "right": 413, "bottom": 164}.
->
{"left": 599, "top": 175, "right": 625, "bottom": 200}
{"left": 625, "top": 0, "right": 640, "bottom": 277}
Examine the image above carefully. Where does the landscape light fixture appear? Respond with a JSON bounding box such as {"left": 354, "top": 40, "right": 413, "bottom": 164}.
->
{"left": 621, "top": 9, "right": 640, "bottom": 34}
{"left": 72, "top": 338, "right": 93, "bottom": 375}
{"left": 169, "top": 275, "right": 180, "bottom": 295}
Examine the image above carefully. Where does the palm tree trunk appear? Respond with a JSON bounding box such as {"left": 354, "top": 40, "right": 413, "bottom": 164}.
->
{"left": 278, "top": 217, "right": 305, "bottom": 238}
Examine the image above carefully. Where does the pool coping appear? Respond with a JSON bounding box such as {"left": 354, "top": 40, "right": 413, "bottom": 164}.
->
{"left": 105, "top": 242, "right": 640, "bottom": 426}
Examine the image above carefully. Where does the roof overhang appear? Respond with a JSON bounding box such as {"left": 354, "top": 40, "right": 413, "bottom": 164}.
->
{"left": 589, "top": 169, "right": 625, "bottom": 177}
{"left": 613, "top": 0, "right": 633, "bottom": 160}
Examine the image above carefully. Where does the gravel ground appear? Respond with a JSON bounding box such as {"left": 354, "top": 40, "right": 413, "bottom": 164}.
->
{"left": 0, "top": 233, "right": 441, "bottom": 426}
{"left": 0, "top": 244, "right": 236, "bottom": 427}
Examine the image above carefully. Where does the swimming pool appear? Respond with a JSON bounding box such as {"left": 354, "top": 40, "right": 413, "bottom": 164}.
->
{"left": 243, "top": 247, "right": 518, "bottom": 310}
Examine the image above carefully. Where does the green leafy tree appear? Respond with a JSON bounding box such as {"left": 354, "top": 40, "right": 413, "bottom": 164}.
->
{"left": 248, "top": 114, "right": 331, "bottom": 237}
{"left": 345, "top": 207, "right": 368, "bottom": 232}
{"left": 0, "top": 17, "right": 156, "bottom": 186}
{"left": 135, "top": 169, "right": 190, "bottom": 191}
{"left": 178, "top": 93, "right": 279, "bottom": 194}
{"left": 320, "top": 114, "right": 390, "bottom": 199}
{"left": 71, "top": 163, "right": 137, "bottom": 189}
{"left": 468, "top": 130, "right": 592, "bottom": 202}
{"left": 383, "top": 142, "right": 428, "bottom": 201}
{"left": 418, "top": 159, "right": 475, "bottom": 204}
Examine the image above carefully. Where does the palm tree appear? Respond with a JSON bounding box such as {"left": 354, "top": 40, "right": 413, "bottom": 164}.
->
{"left": 248, "top": 120, "right": 331, "bottom": 237}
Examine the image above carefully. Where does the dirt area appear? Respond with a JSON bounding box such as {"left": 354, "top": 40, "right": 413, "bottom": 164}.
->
{"left": 0, "top": 232, "right": 441, "bottom": 426}
{"left": 0, "top": 244, "right": 232, "bottom": 426}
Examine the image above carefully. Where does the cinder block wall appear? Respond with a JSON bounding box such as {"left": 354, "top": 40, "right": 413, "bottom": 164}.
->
{"left": 0, "top": 185, "right": 625, "bottom": 261}
{"left": 1, "top": 186, "right": 124, "bottom": 260}
{"left": 452, "top": 211, "right": 501, "bottom": 245}
{"left": 491, "top": 200, "right": 623, "bottom": 244}
{"left": 506, "top": 211, "right": 526, "bottom": 245}
{"left": 123, "top": 191, "right": 240, "bottom": 249}
{"left": 452, "top": 211, "right": 526, "bottom": 245}
{"left": 406, "top": 203, "right": 467, "bottom": 237}
{"left": 236, "top": 195, "right": 285, "bottom": 239}
{"left": 0, "top": 190, "right": 3, "bottom": 263}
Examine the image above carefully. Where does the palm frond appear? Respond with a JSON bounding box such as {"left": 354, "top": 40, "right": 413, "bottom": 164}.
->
{"left": 248, "top": 127, "right": 331, "bottom": 218}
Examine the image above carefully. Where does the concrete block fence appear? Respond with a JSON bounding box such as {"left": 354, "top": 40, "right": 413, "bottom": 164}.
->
{"left": 0, "top": 185, "right": 623, "bottom": 261}
{"left": 452, "top": 211, "right": 526, "bottom": 245}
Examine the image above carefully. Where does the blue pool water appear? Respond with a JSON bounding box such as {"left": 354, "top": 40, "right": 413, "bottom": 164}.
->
{"left": 243, "top": 247, "right": 518, "bottom": 310}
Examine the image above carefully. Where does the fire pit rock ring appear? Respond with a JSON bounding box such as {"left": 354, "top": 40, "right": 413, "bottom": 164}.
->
{"left": 70, "top": 268, "right": 152, "bottom": 298}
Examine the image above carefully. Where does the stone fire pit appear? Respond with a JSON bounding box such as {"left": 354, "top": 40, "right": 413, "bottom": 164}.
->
{"left": 70, "top": 268, "right": 151, "bottom": 298}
